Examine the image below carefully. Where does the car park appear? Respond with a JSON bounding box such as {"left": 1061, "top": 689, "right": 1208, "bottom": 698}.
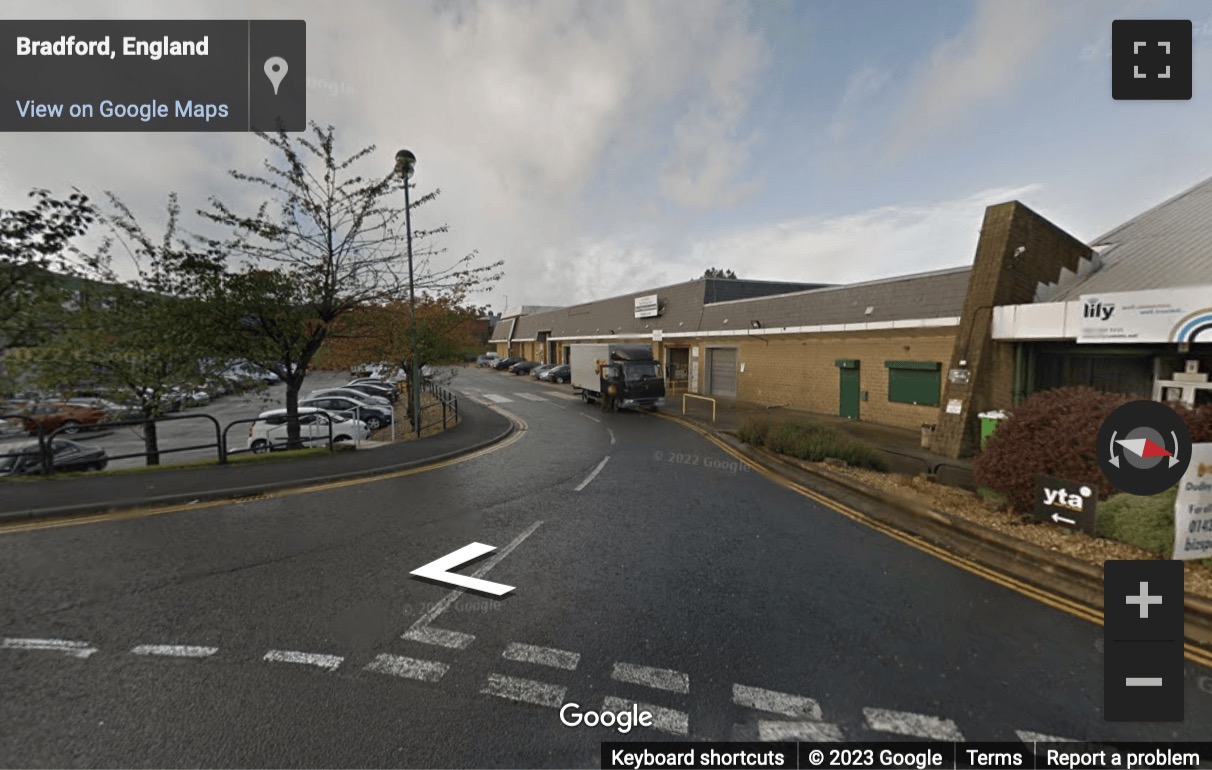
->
{"left": 298, "top": 396, "right": 393, "bottom": 430}
{"left": 247, "top": 407, "right": 370, "bottom": 453}
{"left": 343, "top": 381, "right": 399, "bottom": 402}
{"left": 305, "top": 387, "right": 391, "bottom": 406}
{"left": 0, "top": 437, "right": 109, "bottom": 476}
{"left": 539, "top": 364, "right": 570, "bottom": 384}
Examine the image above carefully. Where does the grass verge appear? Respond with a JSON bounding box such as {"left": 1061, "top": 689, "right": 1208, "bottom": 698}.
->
{"left": 0, "top": 446, "right": 340, "bottom": 482}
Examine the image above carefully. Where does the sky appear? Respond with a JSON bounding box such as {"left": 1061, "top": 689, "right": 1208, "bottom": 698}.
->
{"left": 4, "top": 0, "right": 1212, "bottom": 311}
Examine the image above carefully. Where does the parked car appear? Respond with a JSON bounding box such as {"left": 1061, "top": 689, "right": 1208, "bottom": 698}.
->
{"left": 343, "top": 381, "right": 399, "bottom": 402}
{"left": 62, "top": 397, "right": 137, "bottom": 421}
{"left": 477, "top": 353, "right": 500, "bottom": 367}
{"left": 492, "top": 357, "right": 521, "bottom": 370}
{"left": 539, "top": 364, "right": 571, "bottom": 384}
{"left": 221, "top": 360, "right": 280, "bottom": 386}
{"left": 531, "top": 364, "right": 557, "bottom": 380}
{"left": 306, "top": 387, "right": 391, "bottom": 406}
{"left": 510, "top": 360, "right": 541, "bottom": 375}
{"left": 298, "top": 396, "right": 393, "bottom": 430}
{"left": 20, "top": 403, "right": 108, "bottom": 436}
{"left": 247, "top": 407, "right": 370, "bottom": 453}
{"left": 0, "top": 437, "right": 108, "bottom": 476}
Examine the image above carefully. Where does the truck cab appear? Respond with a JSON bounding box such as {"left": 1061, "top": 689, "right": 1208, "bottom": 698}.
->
{"left": 570, "top": 343, "right": 665, "bottom": 410}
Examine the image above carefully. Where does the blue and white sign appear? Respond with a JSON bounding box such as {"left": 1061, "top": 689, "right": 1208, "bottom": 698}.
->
{"left": 1078, "top": 285, "right": 1212, "bottom": 344}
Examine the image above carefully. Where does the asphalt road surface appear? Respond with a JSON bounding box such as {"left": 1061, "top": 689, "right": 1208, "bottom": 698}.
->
{"left": 2, "top": 366, "right": 1211, "bottom": 768}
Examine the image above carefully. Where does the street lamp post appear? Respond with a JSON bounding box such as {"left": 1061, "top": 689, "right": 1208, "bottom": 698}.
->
{"left": 394, "top": 149, "right": 422, "bottom": 438}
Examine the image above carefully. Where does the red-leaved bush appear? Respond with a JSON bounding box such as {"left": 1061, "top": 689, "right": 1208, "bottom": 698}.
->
{"left": 972, "top": 387, "right": 1134, "bottom": 514}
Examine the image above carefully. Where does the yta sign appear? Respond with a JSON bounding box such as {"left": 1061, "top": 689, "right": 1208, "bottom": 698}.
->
{"left": 1034, "top": 474, "right": 1098, "bottom": 535}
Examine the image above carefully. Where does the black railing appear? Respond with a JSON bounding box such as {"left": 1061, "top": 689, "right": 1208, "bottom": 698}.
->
{"left": 0, "top": 414, "right": 51, "bottom": 474}
{"left": 417, "top": 381, "right": 460, "bottom": 433}
{"left": 48, "top": 412, "right": 226, "bottom": 467}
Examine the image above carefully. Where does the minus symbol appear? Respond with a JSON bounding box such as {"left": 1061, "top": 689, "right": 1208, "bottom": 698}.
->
{"left": 1125, "top": 677, "right": 1163, "bottom": 687}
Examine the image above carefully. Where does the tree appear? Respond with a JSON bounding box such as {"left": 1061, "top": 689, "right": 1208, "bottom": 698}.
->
{"left": 195, "top": 122, "right": 502, "bottom": 446}
{"left": 30, "top": 193, "right": 227, "bottom": 465}
{"left": 0, "top": 189, "right": 98, "bottom": 390}
{"left": 702, "top": 267, "right": 737, "bottom": 279}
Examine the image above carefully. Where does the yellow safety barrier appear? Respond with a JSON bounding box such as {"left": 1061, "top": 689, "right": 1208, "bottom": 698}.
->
{"left": 682, "top": 393, "right": 716, "bottom": 422}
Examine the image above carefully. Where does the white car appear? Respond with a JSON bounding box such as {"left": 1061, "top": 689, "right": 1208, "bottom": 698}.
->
{"left": 305, "top": 387, "right": 391, "bottom": 406}
{"left": 247, "top": 407, "right": 370, "bottom": 453}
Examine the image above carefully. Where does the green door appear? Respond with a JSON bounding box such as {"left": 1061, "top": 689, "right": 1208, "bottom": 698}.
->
{"left": 838, "top": 364, "right": 860, "bottom": 420}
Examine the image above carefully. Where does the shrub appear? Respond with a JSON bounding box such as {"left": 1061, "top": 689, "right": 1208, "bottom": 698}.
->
{"left": 740, "top": 418, "right": 889, "bottom": 471}
{"left": 1174, "top": 402, "right": 1212, "bottom": 443}
{"left": 1097, "top": 487, "right": 1212, "bottom": 567}
{"left": 972, "top": 387, "right": 1134, "bottom": 514}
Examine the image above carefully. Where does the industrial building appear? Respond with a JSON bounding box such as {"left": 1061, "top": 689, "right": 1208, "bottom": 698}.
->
{"left": 492, "top": 176, "right": 1212, "bottom": 458}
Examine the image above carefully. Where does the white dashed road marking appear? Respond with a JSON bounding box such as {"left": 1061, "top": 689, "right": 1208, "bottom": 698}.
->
{"left": 607, "top": 428, "right": 616, "bottom": 445}
{"left": 611, "top": 662, "right": 690, "bottom": 694}
{"left": 574, "top": 456, "right": 610, "bottom": 491}
{"left": 502, "top": 642, "right": 581, "bottom": 670}
{"left": 1016, "top": 730, "right": 1079, "bottom": 743}
{"left": 863, "top": 707, "right": 964, "bottom": 741}
{"left": 517, "top": 393, "right": 548, "bottom": 401}
{"left": 603, "top": 696, "right": 689, "bottom": 736}
{"left": 131, "top": 644, "right": 217, "bottom": 658}
{"left": 758, "top": 720, "right": 845, "bottom": 741}
{"left": 482, "top": 393, "right": 513, "bottom": 403}
{"left": 365, "top": 653, "right": 448, "bottom": 682}
{"left": 733, "top": 683, "right": 822, "bottom": 719}
{"left": 580, "top": 413, "right": 601, "bottom": 423}
{"left": 402, "top": 626, "right": 475, "bottom": 650}
{"left": 482, "top": 673, "right": 566, "bottom": 708}
{"left": 1, "top": 637, "right": 97, "bottom": 658}
{"left": 262, "top": 649, "right": 343, "bottom": 671}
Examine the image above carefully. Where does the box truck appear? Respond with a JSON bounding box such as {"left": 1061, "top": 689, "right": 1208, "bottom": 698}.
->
{"left": 569, "top": 343, "right": 665, "bottom": 410}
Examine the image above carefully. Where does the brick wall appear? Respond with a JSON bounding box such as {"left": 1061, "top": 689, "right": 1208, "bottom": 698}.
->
{"left": 932, "top": 202, "right": 1093, "bottom": 458}
{"left": 691, "top": 329, "right": 957, "bottom": 431}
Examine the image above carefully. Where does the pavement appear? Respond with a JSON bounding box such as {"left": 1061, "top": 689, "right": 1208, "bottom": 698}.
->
{"left": 2, "top": 368, "right": 1211, "bottom": 767}
{"left": 672, "top": 390, "right": 975, "bottom": 488}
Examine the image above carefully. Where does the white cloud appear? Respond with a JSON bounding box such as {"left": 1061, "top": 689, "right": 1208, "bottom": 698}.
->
{"left": 829, "top": 66, "right": 890, "bottom": 143}
{"left": 886, "top": 0, "right": 1085, "bottom": 157}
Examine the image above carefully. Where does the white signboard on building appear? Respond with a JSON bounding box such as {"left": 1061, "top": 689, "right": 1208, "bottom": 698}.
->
{"left": 1077, "top": 285, "right": 1212, "bottom": 344}
{"left": 634, "top": 294, "right": 659, "bottom": 318}
{"left": 1174, "top": 444, "right": 1212, "bottom": 561}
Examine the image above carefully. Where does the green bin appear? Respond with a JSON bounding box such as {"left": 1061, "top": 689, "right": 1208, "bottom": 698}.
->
{"left": 978, "top": 411, "right": 1007, "bottom": 449}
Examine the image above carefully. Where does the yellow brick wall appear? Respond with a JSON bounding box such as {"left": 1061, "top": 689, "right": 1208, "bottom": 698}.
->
{"left": 696, "top": 329, "right": 957, "bottom": 431}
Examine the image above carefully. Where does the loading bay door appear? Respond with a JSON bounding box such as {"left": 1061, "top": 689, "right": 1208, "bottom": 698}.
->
{"left": 707, "top": 347, "right": 738, "bottom": 397}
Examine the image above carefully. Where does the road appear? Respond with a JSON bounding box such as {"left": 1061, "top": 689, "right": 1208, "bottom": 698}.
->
{"left": 1, "top": 366, "right": 1210, "bottom": 768}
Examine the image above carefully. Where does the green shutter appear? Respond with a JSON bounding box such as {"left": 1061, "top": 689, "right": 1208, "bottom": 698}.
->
{"left": 835, "top": 359, "right": 859, "bottom": 369}
{"left": 886, "top": 361, "right": 941, "bottom": 406}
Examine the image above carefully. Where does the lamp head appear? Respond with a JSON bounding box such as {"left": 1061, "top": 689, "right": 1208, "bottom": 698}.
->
{"left": 394, "top": 149, "right": 416, "bottom": 180}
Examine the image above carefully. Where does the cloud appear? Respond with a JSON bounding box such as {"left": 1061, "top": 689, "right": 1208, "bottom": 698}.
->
{"left": 885, "top": 0, "right": 1084, "bottom": 157}
{"left": 829, "top": 66, "right": 891, "bottom": 143}
{"left": 685, "top": 183, "right": 1044, "bottom": 287}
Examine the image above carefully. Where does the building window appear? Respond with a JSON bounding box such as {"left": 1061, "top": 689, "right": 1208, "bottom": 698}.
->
{"left": 885, "top": 360, "right": 941, "bottom": 406}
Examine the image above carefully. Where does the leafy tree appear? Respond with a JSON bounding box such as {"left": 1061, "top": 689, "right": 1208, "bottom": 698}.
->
{"left": 702, "top": 267, "right": 737, "bottom": 279}
{"left": 30, "top": 193, "right": 227, "bottom": 465}
{"left": 195, "top": 122, "right": 502, "bottom": 446}
{"left": 0, "top": 188, "right": 98, "bottom": 390}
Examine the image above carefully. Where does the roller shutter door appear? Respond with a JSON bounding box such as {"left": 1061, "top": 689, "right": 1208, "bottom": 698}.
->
{"left": 708, "top": 348, "right": 738, "bottom": 397}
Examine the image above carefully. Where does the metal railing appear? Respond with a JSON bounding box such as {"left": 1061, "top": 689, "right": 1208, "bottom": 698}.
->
{"left": 0, "top": 414, "right": 51, "bottom": 474}
{"left": 417, "top": 381, "right": 460, "bottom": 433}
{"left": 682, "top": 393, "right": 717, "bottom": 422}
{"left": 48, "top": 412, "right": 226, "bottom": 466}
{"left": 222, "top": 414, "right": 338, "bottom": 458}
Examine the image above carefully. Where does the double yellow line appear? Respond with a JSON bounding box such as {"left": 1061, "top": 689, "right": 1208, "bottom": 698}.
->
{"left": 665, "top": 415, "right": 1212, "bottom": 670}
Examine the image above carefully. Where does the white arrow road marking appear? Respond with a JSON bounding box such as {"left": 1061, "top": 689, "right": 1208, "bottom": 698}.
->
{"left": 131, "top": 644, "right": 217, "bottom": 658}
{"left": 366, "top": 653, "right": 448, "bottom": 682}
{"left": 1, "top": 637, "right": 96, "bottom": 658}
{"left": 863, "top": 708, "right": 964, "bottom": 740}
{"left": 733, "top": 684, "right": 822, "bottom": 719}
{"left": 405, "top": 521, "right": 543, "bottom": 636}
{"left": 482, "top": 394, "right": 513, "bottom": 403}
{"left": 402, "top": 626, "right": 475, "bottom": 650}
{"left": 503, "top": 642, "right": 581, "bottom": 670}
{"left": 611, "top": 662, "right": 690, "bottom": 694}
{"left": 575, "top": 456, "right": 610, "bottom": 491}
{"left": 603, "top": 696, "right": 688, "bottom": 736}
{"left": 482, "top": 673, "right": 566, "bottom": 707}
{"left": 263, "top": 649, "right": 343, "bottom": 671}
{"left": 410, "top": 542, "right": 517, "bottom": 597}
{"left": 759, "top": 721, "right": 844, "bottom": 741}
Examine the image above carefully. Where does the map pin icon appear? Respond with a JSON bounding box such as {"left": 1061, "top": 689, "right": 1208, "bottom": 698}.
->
{"left": 264, "top": 57, "right": 288, "bottom": 95}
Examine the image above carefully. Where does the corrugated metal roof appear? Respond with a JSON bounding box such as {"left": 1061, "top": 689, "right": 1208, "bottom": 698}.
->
{"left": 1048, "top": 175, "right": 1212, "bottom": 300}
